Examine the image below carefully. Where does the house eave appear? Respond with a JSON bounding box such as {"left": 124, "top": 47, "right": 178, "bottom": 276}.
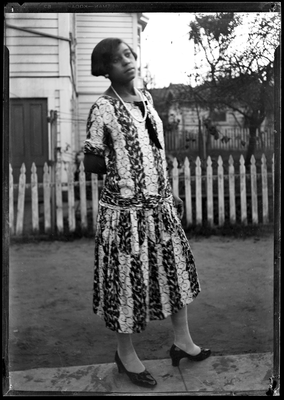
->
{"left": 138, "top": 13, "right": 149, "bottom": 31}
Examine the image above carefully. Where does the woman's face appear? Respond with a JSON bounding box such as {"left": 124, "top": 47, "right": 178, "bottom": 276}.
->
{"left": 108, "top": 42, "right": 136, "bottom": 84}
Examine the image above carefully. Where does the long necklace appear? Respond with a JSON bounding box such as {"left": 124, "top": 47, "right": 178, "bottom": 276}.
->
{"left": 110, "top": 85, "right": 148, "bottom": 123}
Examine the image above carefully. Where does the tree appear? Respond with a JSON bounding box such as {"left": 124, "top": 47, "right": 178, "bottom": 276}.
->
{"left": 188, "top": 12, "right": 280, "bottom": 164}
{"left": 143, "top": 63, "right": 156, "bottom": 89}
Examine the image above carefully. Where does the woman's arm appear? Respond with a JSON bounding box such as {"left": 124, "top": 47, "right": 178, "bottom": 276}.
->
{"left": 84, "top": 153, "right": 107, "bottom": 174}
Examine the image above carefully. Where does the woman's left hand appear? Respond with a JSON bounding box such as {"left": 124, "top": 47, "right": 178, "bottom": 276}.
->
{"left": 173, "top": 195, "right": 184, "bottom": 220}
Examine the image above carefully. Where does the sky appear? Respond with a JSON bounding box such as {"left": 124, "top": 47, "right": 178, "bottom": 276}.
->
{"left": 141, "top": 13, "right": 196, "bottom": 88}
{"left": 140, "top": 12, "right": 278, "bottom": 89}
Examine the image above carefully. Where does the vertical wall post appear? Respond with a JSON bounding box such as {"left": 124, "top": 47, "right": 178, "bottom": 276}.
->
{"left": 273, "top": 45, "right": 281, "bottom": 390}
{"left": 49, "top": 110, "right": 58, "bottom": 232}
{"left": 3, "top": 44, "right": 10, "bottom": 394}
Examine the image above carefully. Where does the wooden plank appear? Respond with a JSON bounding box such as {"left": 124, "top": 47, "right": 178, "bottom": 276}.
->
{"left": 76, "top": 24, "right": 132, "bottom": 31}
{"left": 228, "top": 155, "right": 236, "bottom": 224}
{"left": 43, "top": 162, "right": 51, "bottom": 232}
{"left": 195, "top": 157, "right": 202, "bottom": 225}
{"left": 7, "top": 13, "right": 59, "bottom": 19}
{"left": 79, "top": 161, "right": 87, "bottom": 230}
{"left": 272, "top": 154, "right": 274, "bottom": 205}
{"left": 5, "top": 33, "right": 56, "bottom": 47}
{"left": 5, "top": 37, "right": 59, "bottom": 47}
{"left": 75, "top": 13, "right": 131, "bottom": 22}
{"left": 76, "top": 35, "right": 133, "bottom": 44}
{"left": 67, "top": 162, "right": 76, "bottom": 232}
{"left": 5, "top": 27, "right": 59, "bottom": 38}
{"left": 10, "top": 63, "right": 59, "bottom": 73}
{"left": 250, "top": 155, "right": 258, "bottom": 224}
{"left": 9, "top": 46, "right": 58, "bottom": 55}
{"left": 31, "top": 162, "right": 39, "bottom": 232}
{"left": 10, "top": 54, "right": 58, "bottom": 64}
{"left": 76, "top": 29, "right": 133, "bottom": 38}
{"left": 184, "top": 157, "right": 192, "bottom": 227}
{"left": 239, "top": 155, "right": 247, "bottom": 225}
{"left": 217, "top": 156, "right": 225, "bottom": 226}
{"left": 261, "top": 154, "right": 269, "bottom": 224}
{"left": 9, "top": 164, "right": 14, "bottom": 234}
{"left": 55, "top": 162, "right": 63, "bottom": 233}
{"left": 91, "top": 173, "right": 99, "bottom": 233}
{"left": 172, "top": 158, "right": 179, "bottom": 198}
{"left": 16, "top": 163, "right": 26, "bottom": 235}
{"left": 6, "top": 19, "right": 58, "bottom": 28}
{"left": 206, "top": 156, "right": 214, "bottom": 226}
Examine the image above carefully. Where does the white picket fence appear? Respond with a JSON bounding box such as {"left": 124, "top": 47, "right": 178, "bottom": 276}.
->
{"left": 9, "top": 154, "right": 274, "bottom": 236}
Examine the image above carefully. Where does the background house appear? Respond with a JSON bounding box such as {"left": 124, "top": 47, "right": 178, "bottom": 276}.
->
{"left": 150, "top": 84, "right": 274, "bottom": 157}
{"left": 5, "top": 12, "right": 148, "bottom": 184}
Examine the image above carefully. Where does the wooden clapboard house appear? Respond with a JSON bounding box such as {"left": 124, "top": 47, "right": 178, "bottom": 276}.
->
{"left": 5, "top": 11, "right": 148, "bottom": 188}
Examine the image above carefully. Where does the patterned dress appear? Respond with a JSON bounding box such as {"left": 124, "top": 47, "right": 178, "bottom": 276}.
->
{"left": 84, "top": 90, "right": 200, "bottom": 333}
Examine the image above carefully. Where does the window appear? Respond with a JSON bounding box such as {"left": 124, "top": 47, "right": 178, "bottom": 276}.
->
{"left": 211, "top": 110, "right": 226, "bottom": 122}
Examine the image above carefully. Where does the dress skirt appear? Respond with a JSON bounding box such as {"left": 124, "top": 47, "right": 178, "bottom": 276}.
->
{"left": 93, "top": 194, "right": 201, "bottom": 334}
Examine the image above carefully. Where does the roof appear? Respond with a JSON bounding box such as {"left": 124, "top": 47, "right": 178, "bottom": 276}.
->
{"left": 138, "top": 13, "right": 149, "bottom": 31}
{"left": 149, "top": 83, "right": 211, "bottom": 105}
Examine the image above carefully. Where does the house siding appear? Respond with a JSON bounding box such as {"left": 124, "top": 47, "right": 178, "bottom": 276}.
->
{"left": 5, "top": 12, "right": 75, "bottom": 179}
{"left": 75, "top": 13, "right": 137, "bottom": 148}
{"left": 6, "top": 12, "right": 146, "bottom": 167}
{"left": 179, "top": 105, "right": 245, "bottom": 133}
{"left": 5, "top": 13, "right": 60, "bottom": 76}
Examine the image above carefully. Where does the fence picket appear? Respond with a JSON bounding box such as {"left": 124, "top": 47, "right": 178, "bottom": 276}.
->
{"left": 195, "top": 157, "right": 202, "bottom": 225}
{"left": 67, "top": 162, "right": 76, "bottom": 232}
{"left": 172, "top": 158, "right": 179, "bottom": 197}
{"left": 31, "top": 163, "right": 39, "bottom": 231}
{"left": 9, "top": 164, "right": 14, "bottom": 234}
{"left": 206, "top": 156, "right": 213, "bottom": 226}
{"left": 91, "top": 173, "right": 99, "bottom": 232}
{"left": 217, "top": 156, "right": 225, "bottom": 226}
{"left": 43, "top": 162, "right": 51, "bottom": 232}
{"left": 184, "top": 157, "right": 192, "bottom": 227}
{"left": 239, "top": 155, "right": 247, "bottom": 225}
{"left": 250, "top": 155, "right": 258, "bottom": 224}
{"left": 55, "top": 162, "right": 63, "bottom": 233}
{"left": 79, "top": 161, "right": 87, "bottom": 230}
{"left": 261, "top": 154, "right": 269, "bottom": 224}
{"left": 228, "top": 155, "right": 236, "bottom": 224}
{"left": 16, "top": 163, "right": 26, "bottom": 235}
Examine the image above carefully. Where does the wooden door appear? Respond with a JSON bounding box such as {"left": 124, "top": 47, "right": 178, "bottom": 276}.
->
{"left": 10, "top": 98, "right": 49, "bottom": 186}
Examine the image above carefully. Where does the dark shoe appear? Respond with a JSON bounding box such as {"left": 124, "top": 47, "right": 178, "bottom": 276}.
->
{"left": 170, "top": 344, "right": 211, "bottom": 367}
{"left": 114, "top": 351, "right": 157, "bottom": 388}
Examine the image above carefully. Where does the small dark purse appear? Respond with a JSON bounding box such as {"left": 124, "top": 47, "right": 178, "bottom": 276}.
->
{"left": 83, "top": 153, "right": 107, "bottom": 174}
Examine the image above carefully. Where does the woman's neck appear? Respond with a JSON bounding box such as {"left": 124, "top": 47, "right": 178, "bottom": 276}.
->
{"left": 107, "top": 81, "right": 140, "bottom": 102}
{"left": 110, "top": 82, "right": 136, "bottom": 97}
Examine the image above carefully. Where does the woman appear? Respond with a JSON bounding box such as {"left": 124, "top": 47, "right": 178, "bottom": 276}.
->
{"left": 84, "top": 38, "right": 210, "bottom": 389}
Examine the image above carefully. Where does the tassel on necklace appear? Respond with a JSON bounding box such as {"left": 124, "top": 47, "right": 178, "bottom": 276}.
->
{"left": 134, "top": 101, "right": 163, "bottom": 150}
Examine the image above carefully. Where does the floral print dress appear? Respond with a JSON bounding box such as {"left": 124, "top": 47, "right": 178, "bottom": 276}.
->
{"left": 84, "top": 90, "right": 200, "bottom": 333}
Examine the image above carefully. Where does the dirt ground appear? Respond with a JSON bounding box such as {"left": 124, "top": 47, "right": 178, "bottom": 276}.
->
{"left": 8, "top": 233, "right": 274, "bottom": 372}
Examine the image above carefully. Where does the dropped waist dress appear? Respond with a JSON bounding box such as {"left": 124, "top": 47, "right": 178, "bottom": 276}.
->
{"left": 84, "top": 89, "right": 200, "bottom": 333}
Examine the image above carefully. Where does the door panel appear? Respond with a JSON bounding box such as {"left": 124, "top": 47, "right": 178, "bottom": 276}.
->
{"left": 10, "top": 98, "right": 49, "bottom": 186}
{"left": 30, "top": 103, "right": 46, "bottom": 160}
{"left": 11, "top": 104, "right": 25, "bottom": 160}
